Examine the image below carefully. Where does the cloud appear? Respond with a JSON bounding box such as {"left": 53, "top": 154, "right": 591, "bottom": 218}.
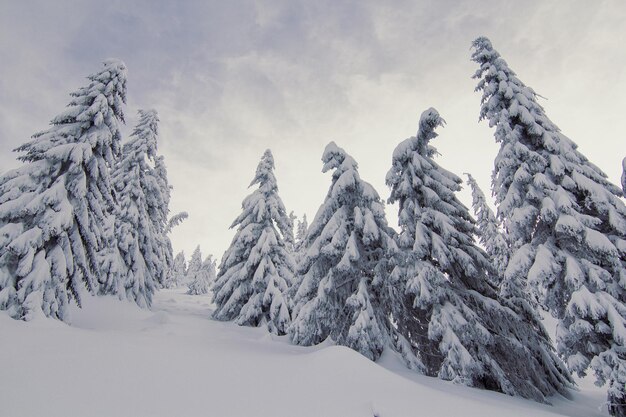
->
{"left": 1, "top": 0, "right": 625, "bottom": 259}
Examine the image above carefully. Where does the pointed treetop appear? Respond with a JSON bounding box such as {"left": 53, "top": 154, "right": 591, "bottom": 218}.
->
{"left": 250, "top": 149, "right": 276, "bottom": 188}
{"left": 127, "top": 109, "right": 160, "bottom": 161}
{"left": 82, "top": 58, "right": 128, "bottom": 123}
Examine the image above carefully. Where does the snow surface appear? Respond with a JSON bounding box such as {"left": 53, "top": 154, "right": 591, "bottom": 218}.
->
{"left": 0, "top": 289, "right": 608, "bottom": 417}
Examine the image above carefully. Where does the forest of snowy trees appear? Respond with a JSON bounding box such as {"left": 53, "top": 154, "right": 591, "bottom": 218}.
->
{"left": 1, "top": 37, "right": 625, "bottom": 416}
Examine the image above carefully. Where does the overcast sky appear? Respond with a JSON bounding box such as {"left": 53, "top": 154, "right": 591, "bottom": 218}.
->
{"left": 1, "top": 0, "right": 625, "bottom": 261}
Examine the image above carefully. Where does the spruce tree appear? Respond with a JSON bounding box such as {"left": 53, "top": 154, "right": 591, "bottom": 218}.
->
{"left": 147, "top": 154, "right": 174, "bottom": 286}
{"left": 188, "top": 255, "right": 215, "bottom": 295}
{"left": 167, "top": 251, "right": 186, "bottom": 289}
{"left": 472, "top": 37, "right": 626, "bottom": 413}
{"left": 212, "top": 150, "right": 294, "bottom": 335}
{"left": 186, "top": 245, "right": 202, "bottom": 287}
{"left": 0, "top": 59, "right": 127, "bottom": 320}
{"left": 104, "top": 109, "right": 163, "bottom": 307}
{"left": 290, "top": 142, "right": 397, "bottom": 361}
{"left": 291, "top": 213, "right": 309, "bottom": 269}
{"left": 286, "top": 211, "right": 297, "bottom": 252}
{"left": 295, "top": 214, "right": 308, "bottom": 250}
{"left": 386, "top": 107, "right": 572, "bottom": 401}
{"left": 465, "top": 173, "right": 509, "bottom": 286}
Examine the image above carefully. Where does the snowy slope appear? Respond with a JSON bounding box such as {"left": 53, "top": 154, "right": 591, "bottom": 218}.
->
{"left": 0, "top": 289, "right": 607, "bottom": 417}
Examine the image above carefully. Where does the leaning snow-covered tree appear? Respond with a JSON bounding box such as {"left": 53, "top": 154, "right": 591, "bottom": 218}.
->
{"left": 465, "top": 173, "right": 509, "bottom": 287}
{"left": 212, "top": 150, "right": 294, "bottom": 335}
{"left": 185, "top": 245, "right": 203, "bottom": 287}
{"left": 472, "top": 37, "right": 626, "bottom": 414}
{"left": 188, "top": 254, "right": 215, "bottom": 295}
{"left": 161, "top": 213, "right": 188, "bottom": 289}
{"left": 0, "top": 59, "right": 127, "bottom": 320}
{"left": 290, "top": 142, "right": 398, "bottom": 361}
{"left": 386, "top": 107, "right": 572, "bottom": 401}
{"left": 102, "top": 109, "right": 164, "bottom": 307}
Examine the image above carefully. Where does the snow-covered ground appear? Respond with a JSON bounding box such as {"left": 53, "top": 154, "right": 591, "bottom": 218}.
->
{"left": 0, "top": 289, "right": 607, "bottom": 417}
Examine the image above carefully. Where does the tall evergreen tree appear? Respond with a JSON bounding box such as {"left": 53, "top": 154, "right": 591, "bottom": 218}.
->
{"left": 147, "top": 154, "right": 174, "bottom": 286}
{"left": 472, "top": 37, "right": 626, "bottom": 414}
{"left": 0, "top": 59, "right": 127, "bottom": 320}
{"left": 290, "top": 142, "right": 398, "bottom": 361}
{"left": 465, "top": 173, "right": 509, "bottom": 286}
{"left": 212, "top": 150, "right": 294, "bottom": 335}
{"left": 103, "top": 109, "right": 163, "bottom": 307}
{"left": 186, "top": 245, "right": 202, "bottom": 286}
{"left": 386, "top": 107, "right": 572, "bottom": 401}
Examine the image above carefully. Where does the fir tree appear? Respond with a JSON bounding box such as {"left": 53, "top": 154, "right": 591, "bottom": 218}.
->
{"left": 290, "top": 213, "right": 309, "bottom": 270}
{"left": 212, "top": 150, "right": 294, "bottom": 335}
{"left": 104, "top": 109, "right": 162, "bottom": 307}
{"left": 186, "top": 245, "right": 203, "bottom": 287}
{"left": 465, "top": 173, "right": 509, "bottom": 286}
{"left": 472, "top": 37, "right": 625, "bottom": 413}
{"left": 386, "top": 107, "right": 572, "bottom": 401}
{"left": 188, "top": 255, "right": 215, "bottom": 295}
{"left": 144, "top": 154, "right": 173, "bottom": 287}
{"left": 295, "top": 214, "right": 308, "bottom": 251}
{"left": 286, "top": 211, "right": 297, "bottom": 252}
{"left": 167, "top": 251, "right": 186, "bottom": 289}
{"left": 290, "top": 142, "right": 397, "bottom": 361}
{"left": 0, "top": 59, "right": 127, "bottom": 320}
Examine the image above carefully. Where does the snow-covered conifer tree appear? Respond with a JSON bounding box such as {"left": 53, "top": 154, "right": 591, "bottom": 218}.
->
{"left": 295, "top": 214, "right": 308, "bottom": 251}
{"left": 212, "top": 150, "right": 294, "bottom": 335}
{"left": 143, "top": 153, "right": 173, "bottom": 287}
{"left": 472, "top": 37, "right": 625, "bottom": 413}
{"left": 386, "top": 107, "right": 572, "bottom": 401}
{"left": 185, "top": 245, "right": 202, "bottom": 286}
{"left": 188, "top": 255, "right": 215, "bottom": 295}
{"left": 286, "top": 211, "right": 297, "bottom": 252}
{"left": 104, "top": 109, "right": 163, "bottom": 307}
{"left": 0, "top": 59, "right": 127, "bottom": 320}
{"left": 465, "top": 173, "right": 509, "bottom": 286}
{"left": 167, "top": 251, "right": 186, "bottom": 289}
{"left": 290, "top": 142, "right": 398, "bottom": 361}
{"left": 290, "top": 213, "right": 309, "bottom": 268}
